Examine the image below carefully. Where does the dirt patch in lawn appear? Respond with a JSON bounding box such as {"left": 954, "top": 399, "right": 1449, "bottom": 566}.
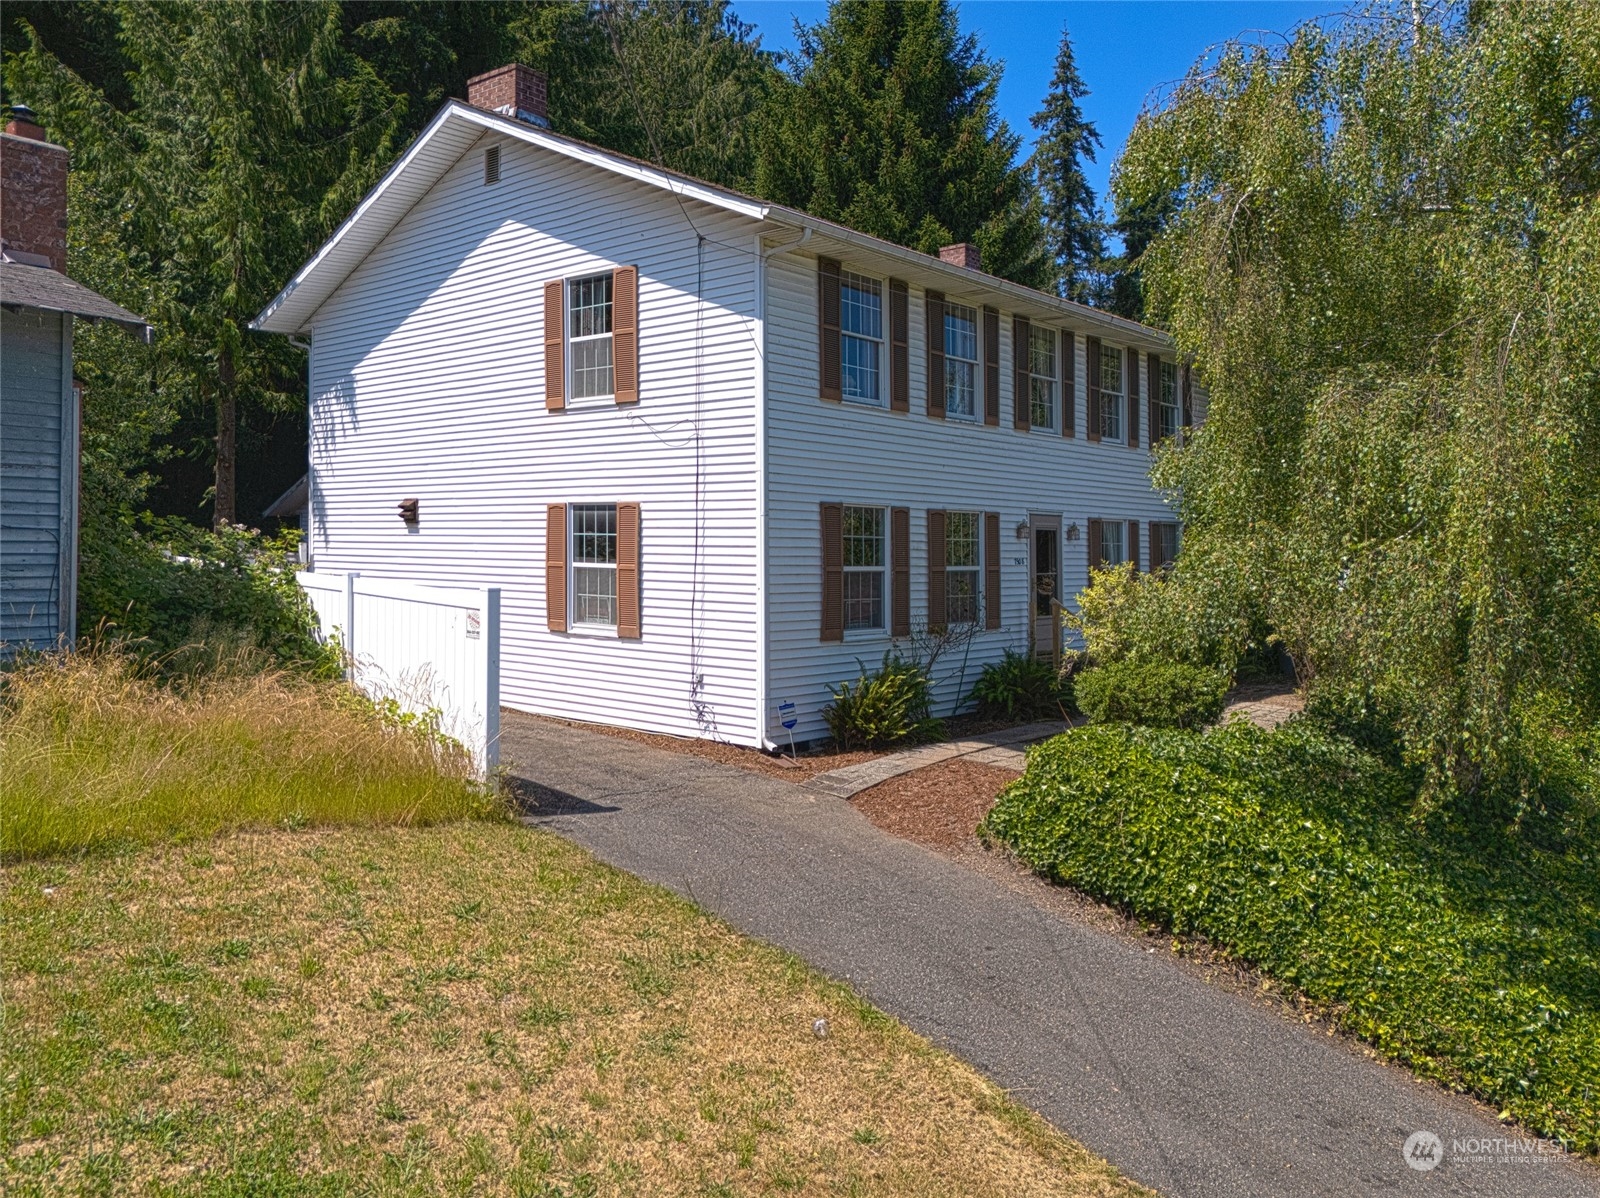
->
{"left": 851, "top": 758, "right": 1023, "bottom": 853}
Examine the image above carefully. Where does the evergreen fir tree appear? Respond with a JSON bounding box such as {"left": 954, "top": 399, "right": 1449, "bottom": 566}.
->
{"left": 752, "top": 0, "right": 1045, "bottom": 286}
{"left": 1029, "top": 26, "right": 1104, "bottom": 302}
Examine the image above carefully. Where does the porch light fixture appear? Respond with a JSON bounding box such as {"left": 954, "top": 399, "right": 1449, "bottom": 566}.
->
{"left": 1015, "top": 521, "right": 1029, "bottom": 541}
{"left": 1065, "top": 522, "right": 1080, "bottom": 542}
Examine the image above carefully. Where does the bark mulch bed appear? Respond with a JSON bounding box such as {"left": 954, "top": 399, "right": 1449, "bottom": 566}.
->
{"left": 849, "top": 758, "right": 1023, "bottom": 852}
{"left": 522, "top": 714, "right": 883, "bottom": 782}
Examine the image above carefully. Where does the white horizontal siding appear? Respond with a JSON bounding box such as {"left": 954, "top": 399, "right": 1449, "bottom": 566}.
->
{"left": 307, "top": 131, "right": 763, "bottom": 744}
{"left": 1, "top": 307, "right": 71, "bottom": 652}
{"left": 763, "top": 251, "right": 1181, "bottom": 743}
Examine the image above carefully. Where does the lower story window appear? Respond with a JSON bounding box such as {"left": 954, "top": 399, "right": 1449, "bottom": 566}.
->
{"left": 843, "top": 505, "right": 886, "bottom": 630}
{"left": 1098, "top": 519, "right": 1126, "bottom": 567}
{"left": 945, "top": 510, "right": 980, "bottom": 625}
{"left": 1152, "top": 521, "right": 1181, "bottom": 571}
{"left": 572, "top": 503, "right": 618, "bottom": 626}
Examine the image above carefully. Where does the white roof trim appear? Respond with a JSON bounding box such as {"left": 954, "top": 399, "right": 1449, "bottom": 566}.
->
{"left": 253, "top": 99, "right": 1171, "bottom": 349}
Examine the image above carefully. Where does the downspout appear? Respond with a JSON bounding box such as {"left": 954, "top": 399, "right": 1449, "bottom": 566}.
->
{"left": 752, "top": 226, "right": 812, "bottom": 750}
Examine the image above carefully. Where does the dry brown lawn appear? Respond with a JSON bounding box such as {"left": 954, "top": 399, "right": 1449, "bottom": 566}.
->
{"left": 3, "top": 823, "right": 1149, "bottom": 1197}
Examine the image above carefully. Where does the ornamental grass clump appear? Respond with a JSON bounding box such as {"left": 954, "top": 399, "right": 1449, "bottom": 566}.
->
{"left": 981, "top": 720, "right": 1600, "bottom": 1152}
{"left": 0, "top": 648, "right": 501, "bottom": 860}
{"left": 823, "top": 653, "right": 943, "bottom": 749}
{"left": 968, "top": 649, "right": 1075, "bottom": 721}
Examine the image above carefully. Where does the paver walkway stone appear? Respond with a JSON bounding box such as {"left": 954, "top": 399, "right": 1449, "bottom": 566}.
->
{"left": 501, "top": 712, "right": 1598, "bottom": 1198}
{"left": 804, "top": 719, "right": 1065, "bottom": 798}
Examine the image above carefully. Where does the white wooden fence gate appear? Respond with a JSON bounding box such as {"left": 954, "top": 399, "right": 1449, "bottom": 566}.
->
{"left": 297, "top": 571, "right": 500, "bottom": 773}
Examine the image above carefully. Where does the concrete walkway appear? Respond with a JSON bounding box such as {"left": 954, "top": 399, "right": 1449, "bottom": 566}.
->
{"left": 803, "top": 719, "right": 1066, "bottom": 798}
{"left": 501, "top": 713, "right": 1597, "bottom": 1198}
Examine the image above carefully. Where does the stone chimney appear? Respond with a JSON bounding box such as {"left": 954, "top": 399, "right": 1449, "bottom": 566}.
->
{"left": 1, "top": 104, "right": 69, "bottom": 272}
{"left": 466, "top": 65, "right": 550, "bottom": 128}
{"left": 938, "top": 242, "right": 982, "bottom": 272}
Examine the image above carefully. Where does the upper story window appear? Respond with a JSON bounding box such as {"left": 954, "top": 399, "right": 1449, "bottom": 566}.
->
{"left": 1098, "top": 343, "right": 1124, "bottom": 442}
{"left": 945, "top": 511, "right": 980, "bottom": 625}
{"left": 571, "top": 503, "right": 618, "bottom": 627}
{"left": 944, "top": 303, "right": 979, "bottom": 420}
{"left": 1158, "top": 360, "right": 1182, "bottom": 443}
{"left": 1098, "top": 518, "right": 1126, "bottom": 567}
{"left": 1028, "top": 326, "right": 1058, "bottom": 431}
{"left": 840, "top": 272, "right": 884, "bottom": 406}
{"left": 843, "top": 505, "right": 886, "bottom": 631}
{"left": 569, "top": 274, "right": 614, "bottom": 400}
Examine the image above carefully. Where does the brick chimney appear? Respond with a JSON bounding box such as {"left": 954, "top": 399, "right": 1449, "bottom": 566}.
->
{"left": 938, "top": 242, "right": 981, "bottom": 272}
{"left": 466, "top": 65, "right": 549, "bottom": 128}
{"left": 1, "top": 104, "right": 69, "bottom": 272}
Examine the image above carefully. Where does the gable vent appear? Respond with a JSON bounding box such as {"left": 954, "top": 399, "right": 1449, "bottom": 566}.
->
{"left": 484, "top": 145, "right": 501, "bottom": 185}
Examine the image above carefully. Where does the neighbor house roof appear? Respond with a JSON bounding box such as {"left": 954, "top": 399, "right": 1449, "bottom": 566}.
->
{"left": 0, "top": 259, "right": 152, "bottom": 340}
{"left": 252, "top": 100, "right": 1168, "bottom": 350}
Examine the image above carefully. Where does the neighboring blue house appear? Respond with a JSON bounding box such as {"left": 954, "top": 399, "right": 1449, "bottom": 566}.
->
{"left": 1, "top": 105, "right": 149, "bottom": 653}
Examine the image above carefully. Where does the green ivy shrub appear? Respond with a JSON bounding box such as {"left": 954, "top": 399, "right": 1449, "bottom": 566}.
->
{"left": 980, "top": 720, "right": 1600, "bottom": 1152}
{"left": 968, "top": 649, "right": 1074, "bottom": 721}
{"left": 823, "top": 653, "right": 943, "bottom": 750}
{"left": 78, "top": 515, "right": 336, "bottom": 675}
{"left": 1073, "top": 659, "right": 1228, "bottom": 729}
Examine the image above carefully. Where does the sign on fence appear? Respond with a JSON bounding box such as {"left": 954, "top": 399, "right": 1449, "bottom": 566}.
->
{"left": 297, "top": 571, "right": 500, "bottom": 774}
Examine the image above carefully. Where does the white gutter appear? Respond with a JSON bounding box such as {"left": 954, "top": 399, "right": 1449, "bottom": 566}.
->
{"left": 750, "top": 226, "right": 812, "bottom": 750}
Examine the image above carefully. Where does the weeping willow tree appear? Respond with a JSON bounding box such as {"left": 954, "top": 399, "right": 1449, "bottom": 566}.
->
{"left": 1117, "top": 1, "right": 1600, "bottom": 812}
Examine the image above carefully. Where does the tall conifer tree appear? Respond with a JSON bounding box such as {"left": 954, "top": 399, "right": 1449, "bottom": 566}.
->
{"left": 1029, "top": 27, "right": 1104, "bottom": 301}
{"left": 752, "top": 0, "right": 1045, "bottom": 286}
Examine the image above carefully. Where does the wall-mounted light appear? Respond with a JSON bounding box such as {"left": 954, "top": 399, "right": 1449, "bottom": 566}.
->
{"left": 398, "top": 498, "right": 419, "bottom": 525}
{"left": 1015, "top": 520, "right": 1029, "bottom": 541}
{"left": 1065, "top": 522, "right": 1080, "bottom": 542}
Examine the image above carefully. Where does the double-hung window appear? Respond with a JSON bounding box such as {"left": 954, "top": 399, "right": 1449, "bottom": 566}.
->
{"left": 944, "top": 303, "right": 979, "bottom": 420}
{"left": 843, "top": 506, "right": 886, "bottom": 631}
{"left": 1158, "top": 360, "right": 1183, "bottom": 443}
{"left": 1028, "top": 326, "right": 1058, "bottom": 431}
{"left": 945, "top": 511, "right": 981, "bottom": 625}
{"left": 1152, "top": 521, "right": 1181, "bottom": 572}
{"left": 569, "top": 274, "right": 615, "bottom": 401}
{"left": 1098, "top": 343, "right": 1124, "bottom": 441}
{"left": 1098, "top": 518, "right": 1126, "bottom": 567}
{"left": 840, "top": 272, "right": 884, "bottom": 405}
{"left": 571, "top": 503, "right": 618, "bottom": 627}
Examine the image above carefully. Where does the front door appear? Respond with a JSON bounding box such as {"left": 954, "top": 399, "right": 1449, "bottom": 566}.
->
{"left": 1030, "top": 515, "right": 1061, "bottom": 656}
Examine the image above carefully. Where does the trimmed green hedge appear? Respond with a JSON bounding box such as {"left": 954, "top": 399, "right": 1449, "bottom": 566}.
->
{"left": 1072, "top": 659, "right": 1228, "bottom": 729}
{"left": 980, "top": 721, "right": 1600, "bottom": 1153}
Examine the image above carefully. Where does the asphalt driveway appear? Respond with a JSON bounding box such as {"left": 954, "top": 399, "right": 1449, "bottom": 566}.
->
{"left": 501, "top": 713, "right": 1598, "bottom": 1198}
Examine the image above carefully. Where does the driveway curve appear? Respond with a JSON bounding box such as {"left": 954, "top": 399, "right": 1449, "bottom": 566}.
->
{"left": 501, "top": 713, "right": 1598, "bottom": 1198}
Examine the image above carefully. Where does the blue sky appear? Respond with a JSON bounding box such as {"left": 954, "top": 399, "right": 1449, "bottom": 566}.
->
{"left": 732, "top": 2, "right": 1343, "bottom": 210}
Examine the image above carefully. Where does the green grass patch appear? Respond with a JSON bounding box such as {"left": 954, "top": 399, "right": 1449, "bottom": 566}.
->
{"left": 981, "top": 720, "right": 1600, "bottom": 1154}
{"left": 1, "top": 825, "right": 1148, "bottom": 1197}
{"left": 1, "top": 649, "right": 501, "bottom": 860}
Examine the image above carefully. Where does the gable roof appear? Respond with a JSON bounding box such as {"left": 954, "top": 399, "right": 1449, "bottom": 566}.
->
{"left": 252, "top": 100, "right": 1168, "bottom": 349}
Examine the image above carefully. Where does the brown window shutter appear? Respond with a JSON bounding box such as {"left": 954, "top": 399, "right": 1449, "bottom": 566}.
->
{"left": 545, "top": 504, "right": 568, "bottom": 631}
{"left": 1126, "top": 347, "right": 1140, "bottom": 448}
{"left": 818, "top": 257, "right": 842, "bottom": 402}
{"left": 820, "top": 502, "right": 844, "bottom": 641}
{"left": 984, "top": 511, "right": 1001, "bottom": 629}
{"left": 1128, "top": 520, "right": 1141, "bottom": 571}
{"left": 1182, "top": 362, "right": 1194, "bottom": 430}
{"left": 983, "top": 306, "right": 1000, "bottom": 426}
{"left": 1087, "top": 517, "right": 1103, "bottom": 571}
{"left": 889, "top": 279, "right": 909, "bottom": 412}
{"left": 891, "top": 507, "right": 910, "bottom": 637}
{"left": 925, "top": 290, "right": 946, "bottom": 419}
{"left": 1012, "top": 315, "right": 1031, "bottom": 430}
{"left": 1085, "top": 335, "right": 1102, "bottom": 442}
{"left": 1062, "top": 330, "right": 1076, "bottom": 438}
{"left": 612, "top": 266, "right": 639, "bottom": 404}
{"left": 544, "top": 279, "right": 565, "bottom": 412}
{"left": 1147, "top": 353, "right": 1160, "bottom": 445}
{"left": 617, "top": 502, "right": 641, "bottom": 637}
{"left": 927, "top": 510, "right": 947, "bottom": 631}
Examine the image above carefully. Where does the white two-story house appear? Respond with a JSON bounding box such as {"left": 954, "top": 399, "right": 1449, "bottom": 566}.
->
{"left": 253, "top": 64, "right": 1196, "bottom": 748}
